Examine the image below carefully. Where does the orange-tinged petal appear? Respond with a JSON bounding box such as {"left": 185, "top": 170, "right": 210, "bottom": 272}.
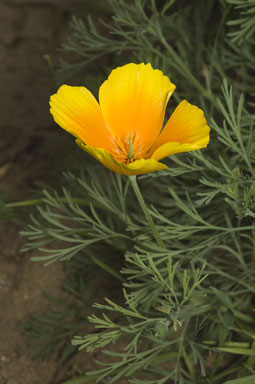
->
{"left": 99, "top": 63, "right": 176, "bottom": 155}
{"left": 50, "top": 85, "right": 112, "bottom": 150}
{"left": 150, "top": 100, "right": 210, "bottom": 159}
{"left": 76, "top": 140, "right": 168, "bottom": 175}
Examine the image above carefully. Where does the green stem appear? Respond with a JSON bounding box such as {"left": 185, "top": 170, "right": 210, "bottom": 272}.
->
{"left": 232, "top": 309, "right": 254, "bottom": 324}
{"left": 203, "top": 340, "right": 251, "bottom": 348}
{"left": 181, "top": 345, "right": 195, "bottom": 381}
{"left": 6, "top": 196, "right": 132, "bottom": 225}
{"left": 129, "top": 176, "right": 165, "bottom": 248}
{"left": 5, "top": 197, "right": 93, "bottom": 208}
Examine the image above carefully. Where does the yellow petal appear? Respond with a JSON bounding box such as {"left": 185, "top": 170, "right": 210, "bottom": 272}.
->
{"left": 99, "top": 63, "right": 176, "bottom": 154}
{"left": 151, "top": 142, "right": 203, "bottom": 161}
{"left": 150, "top": 100, "right": 210, "bottom": 160}
{"left": 76, "top": 140, "right": 167, "bottom": 175}
{"left": 50, "top": 85, "right": 112, "bottom": 150}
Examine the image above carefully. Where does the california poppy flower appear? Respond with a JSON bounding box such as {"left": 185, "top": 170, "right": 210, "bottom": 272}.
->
{"left": 50, "top": 63, "right": 210, "bottom": 175}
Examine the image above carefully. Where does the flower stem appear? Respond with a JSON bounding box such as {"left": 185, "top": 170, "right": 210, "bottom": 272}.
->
{"left": 129, "top": 175, "right": 165, "bottom": 248}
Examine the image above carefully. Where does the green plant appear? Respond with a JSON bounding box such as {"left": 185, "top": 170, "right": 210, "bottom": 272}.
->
{"left": 15, "top": 1, "right": 255, "bottom": 383}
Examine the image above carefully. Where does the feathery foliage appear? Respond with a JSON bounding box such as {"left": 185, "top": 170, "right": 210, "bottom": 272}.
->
{"left": 227, "top": 0, "right": 255, "bottom": 44}
{"left": 18, "top": 0, "right": 255, "bottom": 383}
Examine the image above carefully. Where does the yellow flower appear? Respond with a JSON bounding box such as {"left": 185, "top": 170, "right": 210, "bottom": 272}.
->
{"left": 50, "top": 63, "right": 210, "bottom": 175}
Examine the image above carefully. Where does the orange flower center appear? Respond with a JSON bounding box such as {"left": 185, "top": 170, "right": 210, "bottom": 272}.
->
{"left": 109, "top": 133, "right": 147, "bottom": 164}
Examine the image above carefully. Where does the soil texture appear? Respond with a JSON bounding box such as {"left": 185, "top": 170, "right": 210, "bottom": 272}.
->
{"left": 0, "top": 1, "right": 94, "bottom": 383}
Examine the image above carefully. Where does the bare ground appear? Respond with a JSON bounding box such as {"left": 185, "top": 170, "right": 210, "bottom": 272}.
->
{"left": 0, "top": 1, "right": 95, "bottom": 383}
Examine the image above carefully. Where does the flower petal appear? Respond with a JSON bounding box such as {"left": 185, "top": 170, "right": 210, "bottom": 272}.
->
{"left": 151, "top": 142, "right": 204, "bottom": 161}
{"left": 99, "top": 63, "right": 176, "bottom": 154}
{"left": 76, "top": 140, "right": 167, "bottom": 175}
{"left": 50, "top": 85, "right": 112, "bottom": 150}
{"left": 150, "top": 100, "right": 210, "bottom": 160}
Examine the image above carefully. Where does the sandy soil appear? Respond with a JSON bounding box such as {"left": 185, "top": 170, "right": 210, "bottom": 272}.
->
{"left": 0, "top": 1, "right": 93, "bottom": 383}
